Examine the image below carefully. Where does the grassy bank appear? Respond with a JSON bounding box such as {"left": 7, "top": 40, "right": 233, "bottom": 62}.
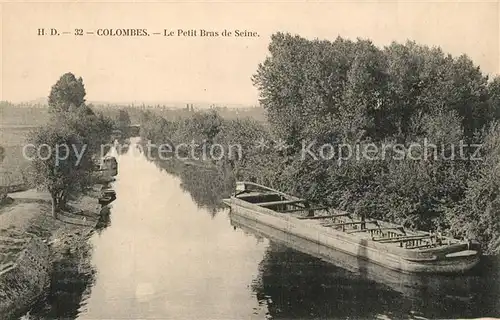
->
{"left": 0, "top": 187, "right": 109, "bottom": 318}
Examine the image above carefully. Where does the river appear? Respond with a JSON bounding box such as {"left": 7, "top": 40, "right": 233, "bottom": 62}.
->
{"left": 25, "top": 139, "right": 500, "bottom": 319}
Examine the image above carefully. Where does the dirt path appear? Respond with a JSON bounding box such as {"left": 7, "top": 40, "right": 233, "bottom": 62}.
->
{"left": 0, "top": 202, "right": 51, "bottom": 234}
{"left": 8, "top": 189, "right": 52, "bottom": 202}
{"left": 1, "top": 189, "right": 103, "bottom": 254}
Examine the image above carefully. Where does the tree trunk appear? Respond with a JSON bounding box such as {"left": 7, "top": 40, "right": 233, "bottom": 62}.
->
{"left": 51, "top": 193, "right": 58, "bottom": 218}
{"left": 57, "top": 190, "right": 67, "bottom": 211}
{"left": 60, "top": 194, "right": 67, "bottom": 211}
{"left": 305, "top": 202, "right": 314, "bottom": 217}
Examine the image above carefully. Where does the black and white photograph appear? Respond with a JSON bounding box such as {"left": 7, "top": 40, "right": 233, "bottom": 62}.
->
{"left": 0, "top": 2, "right": 499, "bottom": 319}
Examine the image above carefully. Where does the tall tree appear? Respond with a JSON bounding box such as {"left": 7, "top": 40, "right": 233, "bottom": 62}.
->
{"left": 30, "top": 73, "right": 114, "bottom": 217}
{"left": 27, "top": 119, "right": 93, "bottom": 218}
{"left": 48, "top": 72, "right": 86, "bottom": 113}
{"left": 252, "top": 33, "right": 314, "bottom": 149}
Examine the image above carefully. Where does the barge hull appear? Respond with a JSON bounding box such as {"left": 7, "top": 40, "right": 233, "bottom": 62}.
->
{"left": 226, "top": 199, "right": 480, "bottom": 274}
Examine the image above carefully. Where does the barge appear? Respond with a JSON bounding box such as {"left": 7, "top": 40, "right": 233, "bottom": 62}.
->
{"left": 222, "top": 181, "right": 481, "bottom": 274}
{"left": 229, "top": 213, "right": 479, "bottom": 301}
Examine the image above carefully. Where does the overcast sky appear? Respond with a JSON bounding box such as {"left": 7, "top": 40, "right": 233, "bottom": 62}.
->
{"left": 1, "top": 1, "right": 498, "bottom": 106}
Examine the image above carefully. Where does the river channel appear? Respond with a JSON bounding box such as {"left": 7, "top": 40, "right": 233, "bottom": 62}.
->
{"left": 25, "top": 139, "right": 500, "bottom": 319}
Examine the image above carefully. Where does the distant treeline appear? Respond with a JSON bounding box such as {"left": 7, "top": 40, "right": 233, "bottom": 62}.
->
{"left": 0, "top": 101, "right": 267, "bottom": 126}
{"left": 139, "top": 33, "right": 500, "bottom": 255}
{"left": 96, "top": 104, "right": 267, "bottom": 125}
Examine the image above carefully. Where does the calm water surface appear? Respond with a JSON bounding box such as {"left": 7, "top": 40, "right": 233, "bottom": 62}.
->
{"left": 26, "top": 140, "right": 500, "bottom": 320}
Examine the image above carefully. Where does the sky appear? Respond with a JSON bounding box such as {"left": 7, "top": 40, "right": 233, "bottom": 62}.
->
{"left": 1, "top": 1, "right": 499, "bottom": 106}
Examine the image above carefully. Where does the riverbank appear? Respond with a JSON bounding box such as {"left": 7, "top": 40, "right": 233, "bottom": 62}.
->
{"left": 0, "top": 187, "right": 108, "bottom": 318}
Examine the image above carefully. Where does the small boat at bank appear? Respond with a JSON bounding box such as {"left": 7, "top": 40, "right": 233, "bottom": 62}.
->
{"left": 93, "top": 156, "right": 118, "bottom": 183}
{"left": 98, "top": 187, "right": 116, "bottom": 205}
{"left": 222, "top": 181, "right": 481, "bottom": 274}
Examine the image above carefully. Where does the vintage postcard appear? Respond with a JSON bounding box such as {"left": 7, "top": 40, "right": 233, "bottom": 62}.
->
{"left": 0, "top": 1, "right": 499, "bottom": 319}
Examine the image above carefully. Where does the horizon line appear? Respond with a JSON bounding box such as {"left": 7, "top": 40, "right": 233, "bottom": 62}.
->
{"left": 1, "top": 99, "right": 262, "bottom": 108}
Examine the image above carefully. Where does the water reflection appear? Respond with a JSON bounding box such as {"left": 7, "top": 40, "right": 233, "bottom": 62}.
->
{"left": 178, "top": 165, "right": 234, "bottom": 215}
{"left": 147, "top": 152, "right": 235, "bottom": 215}
{"left": 230, "top": 211, "right": 500, "bottom": 319}
{"left": 95, "top": 206, "right": 112, "bottom": 232}
{"left": 253, "top": 244, "right": 407, "bottom": 319}
{"left": 25, "top": 237, "right": 97, "bottom": 319}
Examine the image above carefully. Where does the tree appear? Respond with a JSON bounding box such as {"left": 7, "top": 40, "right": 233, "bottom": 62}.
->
{"left": 48, "top": 72, "right": 86, "bottom": 113}
{"left": 252, "top": 33, "right": 324, "bottom": 149}
{"left": 446, "top": 123, "right": 500, "bottom": 254}
{"left": 27, "top": 119, "right": 94, "bottom": 217}
{"left": 116, "top": 109, "right": 131, "bottom": 129}
{"left": 337, "top": 40, "right": 388, "bottom": 142}
{"left": 31, "top": 74, "right": 115, "bottom": 217}
{"left": 57, "top": 108, "right": 114, "bottom": 156}
{"left": 487, "top": 76, "right": 500, "bottom": 122}
{"left": 178, "top": 110, "right": 222, "bottom": 148}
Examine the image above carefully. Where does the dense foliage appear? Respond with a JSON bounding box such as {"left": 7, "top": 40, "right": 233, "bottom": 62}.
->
{"left": 115, "top": 109, "right": 132, "bottom": 130}
{"left": 139, "top": 33, "right": 500, "bottom": 255}
{"left": 48, "top": 73, "right": 87, "bottom": 114}
{"left": 28, "top": 73, "right": 114, "bottom": 217}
